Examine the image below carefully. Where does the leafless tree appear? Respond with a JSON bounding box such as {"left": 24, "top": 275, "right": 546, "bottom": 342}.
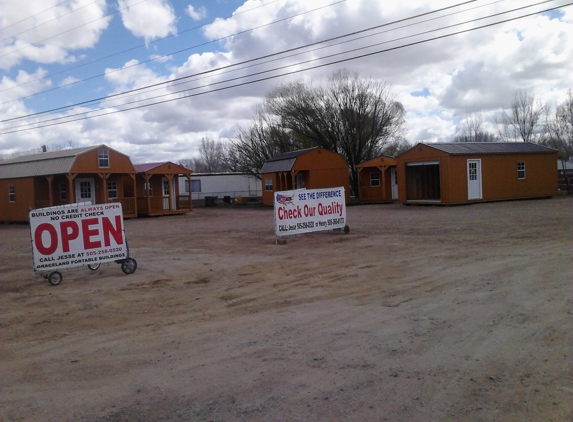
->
{"left": 496, "top": 91, "right": 546, "bottom": 142}
{"left": 227, "top": 70, "right": 406, "bottom": 197}
{"left": 542, "top": 90, "right": 573, "bottom": 192}
{"left": 179, "top": 137, "right": 228, "bottom": 173}
{"left": 453, "top": 112, "right": 498, "bottom": 142}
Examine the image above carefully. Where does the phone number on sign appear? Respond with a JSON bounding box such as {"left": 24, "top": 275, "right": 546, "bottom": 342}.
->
{"left": 86, "top": 247, "right": 123, "bottom": 256}
{"left": 327, "top": 218, "right": 344, "bottom": 226}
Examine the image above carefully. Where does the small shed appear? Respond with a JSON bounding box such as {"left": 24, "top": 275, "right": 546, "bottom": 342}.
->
{"left": 357, "top": 155, "right": 398, "bottom": 203}
{"left": 260, "top": 147, "right": 350, "bottom": 206}
{"left": 396, "top": 142, "right": 558, "bottom": 205}
{"left": 135, "top": 162, "right": 192, "bottom": 216}
{"left": 0, "top": 145, "right": 137, "bottom": 222}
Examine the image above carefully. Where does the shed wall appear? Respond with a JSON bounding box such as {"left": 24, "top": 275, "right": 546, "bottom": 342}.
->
{"left": 0, "top": 178, "right": 35, "bottom": 222}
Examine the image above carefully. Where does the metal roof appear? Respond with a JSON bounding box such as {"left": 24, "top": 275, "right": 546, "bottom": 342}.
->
{"left": 261, "top": 158, "right": 296, "bottom": 174}
{"left": 0, "top": 145, "right": 101, "bottom": 179}
{"left": 134, "top": 162, "right": 165, "bottom": 173}
{"left": 422, "top": 142, "right": 556, "bottom": 155}
{"left": 265, "top": 147, "right": 319, "bottom": 162}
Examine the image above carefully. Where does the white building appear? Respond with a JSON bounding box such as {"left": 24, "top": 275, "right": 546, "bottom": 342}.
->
{"left": 179, "top": 173, "right": 262, "bottom": 202}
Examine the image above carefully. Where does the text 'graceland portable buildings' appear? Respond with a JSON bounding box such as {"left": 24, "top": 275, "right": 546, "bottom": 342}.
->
{"left": 260, "top": 147, "right": 351, "bottom": 206}
{"left": 0, "top": 145, "right": 137, "bottom": 222}
{"left": 357, "top": 155, "right": 398, "bottom": 204}
{"left": 134, "top": 162, "right": 192, "bottom": 217}
{"left": 396, "top": 142, "right": 558, "bottom": 205}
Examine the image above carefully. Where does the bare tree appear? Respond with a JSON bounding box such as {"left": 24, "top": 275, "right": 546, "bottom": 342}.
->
{"left": 229, "top": 70, "right": 406, "bottom": 197}
{"left": 542, "top": 90, "right": 573, "bottom": 192}
{"left": 496, "top": 91, "right": 546, "bottom": 142}
{"left": 179, "top": 137, "right": 229, "bottom": 173}
{"left": 453, "top": 112, "right": 498, "bottom": 142}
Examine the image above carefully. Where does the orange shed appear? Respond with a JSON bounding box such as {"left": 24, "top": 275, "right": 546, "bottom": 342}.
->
{"left": 260, "top": 147, "right": 350, "bottom": 206}
{"left": 0, "top": 145, "right": 137, "bottom": 222}
{"left": 396, "top": 142, "right": 558, "bottom": 205}
{"left": 357, "top": 155, "right": 398, "bottom": 204}
{"left": 134, "top": 161, "right": 192, "bottom": 217}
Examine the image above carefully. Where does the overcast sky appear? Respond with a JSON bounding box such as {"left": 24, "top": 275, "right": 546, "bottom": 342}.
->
{"left": 1, "top": 0, "right": 572, "bottom": 163}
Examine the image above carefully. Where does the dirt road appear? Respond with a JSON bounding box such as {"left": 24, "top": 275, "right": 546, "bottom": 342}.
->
{"left": 1, "top": 197, "right": 571, "bottom": 421}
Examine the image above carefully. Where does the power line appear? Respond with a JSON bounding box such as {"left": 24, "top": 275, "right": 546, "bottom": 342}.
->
{"left": 0, "top": 0, "right": 73, "bottom": 32}
{"left": 1, "top": 0, "right": 474, "bottom": 113}
{"left": 0, "top": 1, "right": 570, "bottom": 135}
{"left": 0, "top": 0, "right": 103, "bottom": 43}
{"left": 0, "top": 0, "right": 148, "bottom": 59}
{"left": 0, "top": 0, "right": 285, "bottom": 97}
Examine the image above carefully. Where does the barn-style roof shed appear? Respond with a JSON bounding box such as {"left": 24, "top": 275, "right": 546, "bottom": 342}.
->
{"left": 396, "top": 142, "right": 558, "bottom": 205}
{"left": 0, "top": 145, "right": 137, "bottom": 222}
{"left": 261, "top": 147, "right": 350, "bottom": 206}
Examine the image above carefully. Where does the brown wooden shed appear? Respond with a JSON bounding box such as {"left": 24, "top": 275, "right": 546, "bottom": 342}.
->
{"left": 0, "top": 145, "right": 137, "bottom": 222}
{"left": 396, "top": 142, "right": 558, "bottom": 205}
{"left": 357, "top": 155, "right": 398, "bottom": 204}
{"left": 134, "top": 162, "right": 192, "bottom": 217}
{"left": 260, "top": 147, "right": 350, "bottom": 206}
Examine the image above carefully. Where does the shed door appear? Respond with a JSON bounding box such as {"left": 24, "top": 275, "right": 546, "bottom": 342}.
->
{"left": 391, "top": 168, "right": 398, "bottom": 199}
{"left": 75, "top": 178, "right": 95, "bottom": 204}
{"left": 467, "top": 159, "right": 482, "bottom": 200}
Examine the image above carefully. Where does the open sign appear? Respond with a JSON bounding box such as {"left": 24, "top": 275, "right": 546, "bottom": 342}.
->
{"left": 29, "top": 203, "right": 127, "bottom": 271}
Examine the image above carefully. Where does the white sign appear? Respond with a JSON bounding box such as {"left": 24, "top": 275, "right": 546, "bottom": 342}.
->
{"left": 29, "top": 202, "right": 127, "bottom": 271}
{"left": 274, "top": 187, "right": 346, "bottom": 237}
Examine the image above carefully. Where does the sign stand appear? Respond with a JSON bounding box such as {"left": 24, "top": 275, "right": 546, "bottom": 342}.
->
{"left": 29, "top": 202, "right": 137, "bottom": 286}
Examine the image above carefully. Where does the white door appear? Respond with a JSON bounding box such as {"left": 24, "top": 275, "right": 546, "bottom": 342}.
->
{"left": 467, "top": 159, "right": 482, "bottom": 200}
{"left": 162, "top": 177, "right": 170, "bottom": 210}
{"left": 390, "top": 168, "right": 398, "bottom": 199}
{"left": 75, "top": 178, "right": 95, "bottom": 204}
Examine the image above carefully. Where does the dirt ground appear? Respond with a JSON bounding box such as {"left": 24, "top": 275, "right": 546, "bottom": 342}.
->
{"left": 1, "top": 197, "right": 572, "bottom": 422}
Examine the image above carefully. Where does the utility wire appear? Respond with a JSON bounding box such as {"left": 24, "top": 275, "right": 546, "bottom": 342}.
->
{"left": 0, "top": 0, "right": 103, "bottom": 43}
{"left": 2, "top": 0, "right": 475, "bottom": 112}
{"left": 0, "top": 0, "right": 286, "bottom": 96}
{"left": 0, "top": 0, "right": 73, "bottom": 32}
{"left": 0, "top": 0, "right": 148, "bottom": 59}
{"left": 0, "top": 1, "right": 570, "bottom": 135}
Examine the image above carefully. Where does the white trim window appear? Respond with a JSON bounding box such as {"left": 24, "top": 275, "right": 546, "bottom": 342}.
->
{"left": 60, "top": 183, "right": 67, "bottom": 201}
{"left": 143, "top": 182, "right": 153, "bottom": 197}
{"left": 8, "top": 186, "right": 15, "bottom": 202}
{"left": 98, "top": 149, "right": 110, "bottom": 168}
{"left": 107, "top": 181, "right": 118, "bottom": 199}
{"left": 370, "top": 173, "right": 381, "bottom": 187}
{"left": 517, "top": 162, "right": 525, "bottom": 179}
{"left": 265, "top": 178, "right": 273, "bottom": 191}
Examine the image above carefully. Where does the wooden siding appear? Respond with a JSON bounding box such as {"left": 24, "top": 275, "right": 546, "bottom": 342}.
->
{"left": 397, "top": 144, "right": 558, "bottom": 205}
{"left": 357, "top": 156, "right": 396, "bottom": 203}
{"left": 261, "top": 148, "right": 350, "bottom": 206}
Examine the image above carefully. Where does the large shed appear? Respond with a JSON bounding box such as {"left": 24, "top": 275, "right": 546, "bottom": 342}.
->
{"left": 260, "top": 147, "right": 350, "bottom": 206}
{"left": 134, "top": 162, "right": 192, "bottom": 216}
{"left": 356, "top": 155, "right": 398, "bottom": 204}
{"left": 0, "top": 145, "right": 137, "bottom": 222}
{"left": 396, "top": 142, "right": 558, "bottom": 205}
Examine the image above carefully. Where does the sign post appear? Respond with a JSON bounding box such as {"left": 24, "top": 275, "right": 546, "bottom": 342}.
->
{"left": 273, "top": 186, "right": 348, "bottom": 239}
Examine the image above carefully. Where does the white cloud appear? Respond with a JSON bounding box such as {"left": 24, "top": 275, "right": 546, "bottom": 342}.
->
{"left": 1, "top": 0, "right": 573, "bottom": 161}
{"left": 0, "top": 0, "right": 110, "bottom": 70}
{"left": 118, "top": 0, "right": 177, "bottom": 43}
{"left": 186, "top": 5, "right": 207, "bottom": 21}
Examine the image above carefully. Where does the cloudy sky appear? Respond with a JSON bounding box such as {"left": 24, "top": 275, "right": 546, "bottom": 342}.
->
{"left": 1, "top": 0, "right": 572, "bottom": 163}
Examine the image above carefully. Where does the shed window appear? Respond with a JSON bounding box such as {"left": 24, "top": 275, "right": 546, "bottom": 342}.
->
{"left": 191, "top": 180, "right": 201, "bottom": 192}
{"left": 517, "top": 162, "right": 525, "bottom": 179}
{"left": 60, "top": 183, "right": 67, "bottom": 200}
{"left": 98, "top": 150, "right": 109, "bottom": 168}
{"left": 265, "top": 178, "right": 273, "bottom": 191}
{"left": 9, "top": 186, "right": 15, "bottom": 202}
{"left": 370, "top": 173, "right": 380, "bottom": 187}
{"left": 144, "top": 182, "right": 153, "bottom": 197}
{"left": 107, "top": 181, "right": 118, "bottom": 199}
